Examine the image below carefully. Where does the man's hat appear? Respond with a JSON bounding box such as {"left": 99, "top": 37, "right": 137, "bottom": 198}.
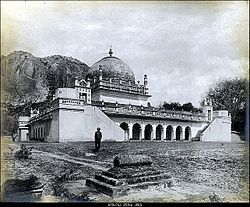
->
{"left": 97, "top": 127, "right": 100, "bottom": 130}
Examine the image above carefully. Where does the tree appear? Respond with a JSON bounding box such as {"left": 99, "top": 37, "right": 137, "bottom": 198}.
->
{"left": 1, "top": 102, "right": 32, "bottom": 141}
{"left": 162, "top": 101, "right": 201, "bottom": 112}
{"left": 2, "top": 112, "right": 19, "bottom": 141}
{"left": 205, "top": 78, "right": 248, "bottom": 138}
{"left": 182, "top": 102, "right": 194, "bottom": 112}
{"left": 163, "top": 102, "right": 182, "bottom": 110}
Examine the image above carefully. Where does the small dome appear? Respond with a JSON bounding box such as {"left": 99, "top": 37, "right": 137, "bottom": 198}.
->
{"left": 87, "top": 49, "right": 135, "bottom": 84}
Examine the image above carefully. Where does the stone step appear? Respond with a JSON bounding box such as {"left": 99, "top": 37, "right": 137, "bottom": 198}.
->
{"left": 109, "top": 166, "right": 157, "bottom": 174}
{"left": 127, "top": 173, "right": 172, "bottom": 184}
{"left": 102, "top": 169, "right": 163, "bottom": 179}
{"left": 102, "top": 171, "right": 125, "bottom": 179}
{"left": 129, "top": 178, "right": 174, "bottom": 189}
{"left": 94, "top": 174, "right": 124, "bottom": 186}
{"left": 85, "top": 178, "right": 129, "bottom": 197}
{"left": 127, "top": 170, "right": 164, "bottom": 178}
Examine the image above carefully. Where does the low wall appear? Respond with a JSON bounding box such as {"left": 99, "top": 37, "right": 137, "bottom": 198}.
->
{"left": 231, "top": 131, "right": 242, "bottom": 142}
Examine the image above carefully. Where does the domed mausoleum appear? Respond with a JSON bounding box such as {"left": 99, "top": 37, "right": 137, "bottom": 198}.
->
{"left": 87, "top": 49, "right": 135, "bottom": 84}
{"left": 86, "top": 49, "right": 151, "bottom": 106}
{"left": 20, "top": 48, "right": 232, "bottom": 144}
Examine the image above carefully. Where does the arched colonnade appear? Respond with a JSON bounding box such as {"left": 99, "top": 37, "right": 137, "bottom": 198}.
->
{"left": 119, "top": 122, "right": 192, "bottom": 141}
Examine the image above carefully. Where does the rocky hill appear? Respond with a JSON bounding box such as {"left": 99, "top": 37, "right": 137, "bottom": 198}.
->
{"left": 1, "top": 51, "right": 90, "bottom": 104}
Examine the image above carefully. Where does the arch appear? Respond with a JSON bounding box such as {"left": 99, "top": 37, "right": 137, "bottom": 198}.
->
{"left": 120, "top": 122, "right": 129, "bottom": 140}
{"left": 156, "top": 124, "right": 163, "bottom": 140}
{"left": 132, "top": 123, "right": 141, "bottom": 140}
{"left": 144, "top": 124, "right": 153, "bottom": 140}
{"left": 120, "top": 122, "right": 129, "bottom": 131}
{"left": 166, "top": 125, "right": 174, "bottom": 140}
{"left": 176, "top": 126, "right": 183, "bottom": 141}
{"left": 185, "top": 126, "right": 191, "bottom": 140}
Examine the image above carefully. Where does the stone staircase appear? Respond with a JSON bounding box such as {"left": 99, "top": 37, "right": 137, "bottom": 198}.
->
{"left": 192, "top": 119, "right": 215, "bottom": 141}
{"left": 192, "top": 130, "right": 202, "bottom": 141}
{"left": 85, "top": 155, "right": 174, "bottom": 197}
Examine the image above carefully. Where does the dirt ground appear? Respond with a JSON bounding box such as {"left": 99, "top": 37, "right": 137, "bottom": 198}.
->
{"left": 1, "top": 138, "right": 249, "bottom": 203}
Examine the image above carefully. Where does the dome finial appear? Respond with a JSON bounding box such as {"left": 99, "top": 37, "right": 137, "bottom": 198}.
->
{"left": 109, "top": 46, "right": 113, "bottom": 57}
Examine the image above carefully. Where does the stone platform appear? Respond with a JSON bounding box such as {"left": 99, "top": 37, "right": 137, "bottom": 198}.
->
{"left": 86, "top": 155, "right": 174, "bottom": 197}
{"left": 3, "top": 175, "right": 44, "bottom": 201}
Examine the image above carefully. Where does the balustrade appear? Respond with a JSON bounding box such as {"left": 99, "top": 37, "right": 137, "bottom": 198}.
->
{"left": 92, "top": 79, "right": 147, "bottom": 95}
{"left": 101, "top": 105, "right": 206, "bottom": 121}
{"left": 59, "top": 99, "right": 85, "bottom": 105}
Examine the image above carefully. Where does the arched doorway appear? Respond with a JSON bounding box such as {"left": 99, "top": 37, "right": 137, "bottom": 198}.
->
{"left": 120, "top": 122, "right": 129, "bottom": 140}
{"left": 166, "top": 125, "right": 173, "bottom": 140}
{"left": 132, "top": 123, "right": 141, "bottom": 140}
{"left": 176, "top": 126, "right": 183, "bottom": 141}
{"left": 144, "top": 124, "right": 152, "bottom": 140}
{"left": 156, "top": 124, "right": 163, "bottom": 140}
{"left": 185, "top": 126, "right": 191, "bottom": 140}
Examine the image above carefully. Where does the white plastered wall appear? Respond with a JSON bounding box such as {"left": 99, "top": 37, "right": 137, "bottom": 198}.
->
{"left": 59, "top": 106, "right": 124, "bottom": 142}
{"left": 201, "top": 117, "right": 231, "bottom": 142}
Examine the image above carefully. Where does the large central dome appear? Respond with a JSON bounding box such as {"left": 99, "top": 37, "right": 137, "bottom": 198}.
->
{"left": 87, "top": 49, "right": 135, "bottom": 84}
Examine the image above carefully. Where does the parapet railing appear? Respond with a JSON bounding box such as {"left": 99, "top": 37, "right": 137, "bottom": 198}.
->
{"left": 215, "top": 116, "right": 231, "bottom": 122}
{"left": 29, "top": 98, "right": 85, "bottom": 122}
{"left": 91, "top": 80, "right": 149, "bottom": 95}
{"left": 100, "top": 106, "right": 207, "bottom": 121}
{"left": 59, "top": 98, "right": 85, "bottom": 106}
{"left": 28, "top": 113, "right": 53, "bottom": 123}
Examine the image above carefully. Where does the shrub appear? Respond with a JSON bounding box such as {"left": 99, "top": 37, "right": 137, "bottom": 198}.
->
{"left": 14, "top": 144, "right": 32, "bottom": 159}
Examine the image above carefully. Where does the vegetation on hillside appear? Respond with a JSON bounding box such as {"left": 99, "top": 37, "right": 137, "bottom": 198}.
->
{"left": 1, "top": 51, "right": 90, "bottom": 138}
{"left": 1, "top": 51, "right": 90, "bottom": 103}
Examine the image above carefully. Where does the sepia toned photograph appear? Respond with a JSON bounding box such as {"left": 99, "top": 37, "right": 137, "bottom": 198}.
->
{"left": 0, "top": 0, "right": 249, "bottom": 204}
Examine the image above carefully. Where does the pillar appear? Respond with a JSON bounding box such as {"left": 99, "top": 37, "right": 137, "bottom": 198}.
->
{"left": 152, "top": 125, "right": 157, "bottom": 140}
{"left": 180, "top": 126, "right": 184, "bottom": 140}
{"left": 129, "top": 123, "right": 133, "bottom": 140}
{"left": 172, "top": 126, "right": 177, "bottom": 141}
{"left": 141, "top": 124, "right": 145, "bottom": 140}
{"left": 163, "top": 126, "right": 167, "bottom": 140}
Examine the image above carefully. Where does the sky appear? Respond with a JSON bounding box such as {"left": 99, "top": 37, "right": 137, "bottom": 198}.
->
{"left": 1, "top": 1, "right": 248, "bottom": 107}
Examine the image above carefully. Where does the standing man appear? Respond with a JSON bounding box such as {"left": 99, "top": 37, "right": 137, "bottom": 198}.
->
{"left": 94, "top": 127, "right": 102, "bottom": 152}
